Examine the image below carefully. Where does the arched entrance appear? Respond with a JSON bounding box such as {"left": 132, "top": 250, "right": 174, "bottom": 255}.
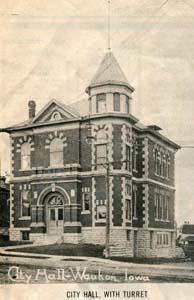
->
{"left": 45, "top": 192, "right": 64, "bottom": 235}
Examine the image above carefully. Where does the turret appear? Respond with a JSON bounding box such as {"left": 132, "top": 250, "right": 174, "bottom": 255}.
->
{"left": 86, "top": 52, "right": 134, "bottom": 115}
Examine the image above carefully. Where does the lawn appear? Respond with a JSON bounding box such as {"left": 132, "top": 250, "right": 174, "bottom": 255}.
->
{"left": 6, "top": 243, "right": 104, "bottom": 257}
{"left": 0, "top": 240, "right": 32, "bottom": 247}
{"left": 109, "top": 256, "right": 187, "bottom": 264}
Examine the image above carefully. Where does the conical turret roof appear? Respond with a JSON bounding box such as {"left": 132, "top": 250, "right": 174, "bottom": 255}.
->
{"left": 87, "top": 51, "right": 134, "bottom": 92}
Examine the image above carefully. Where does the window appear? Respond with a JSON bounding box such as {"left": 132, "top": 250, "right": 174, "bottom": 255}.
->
{"left": 126, "top": 145, "right": 131, "bottom": 171}
{"left": 154, "top": 191, "right": 160, "bottom": 220}
{"left": 150, "top": 231, "right": 154, "bottom": 249}
{"left": 126, "top": 199, "right": 132, "bottom": 221}
{"left": 166, "top": 155, "right": 170, "bottom": 178}
{"left": 162, "top": 153, "right": 166, "bottom": 177}
{"left": 21, "top": 143, "right": 31, "bottom": 170}
{"left": 156, "top": 232, "right": 169, "bottom": 246}
{"left": 113, "top": 93, "right": 120, "bottom": 111}
{"left": 97, "top": 204, "right": 106, "bottom": 220}
{"left": 96, "top": 144, "right": 107, "bottom": 169}
{"left": 21, "top": 231, "right": 30, "bottom": 240}
{"left": 125, "top": 179, "right": 131, "bottom": 197}
{"left": 154, "top": 147, "right": 170, "bottom": 179}
{"left": 21, "top": 191, "right": 31, "bottom": 217}
{"left": 96, "top": 94, "right": 106, "bottom": 113}
{"left": 132, "top": 185, "right": 137, "bottom": 219}
{"left": 126, "top": 96, "right": 130, "bottom": 114}
{"left": 82, "top": 187, "right": 90, "bottom": 211}
{"left": 50, "top": 138, "right": 63, "bottom": 167}
{"left": 154, "top": 149, "right": 158, "bottom": 174}
{"left": 165, "top": 194, "right": 169, "bottom": 221}
{"left": 51, "top": 111, "right": 61, "bottom": 121}
{"left": 155, "top": 190, "right": 169, "bottom": 221}
{"left": 132, "top": 142, "right": 138, "bottom": 171}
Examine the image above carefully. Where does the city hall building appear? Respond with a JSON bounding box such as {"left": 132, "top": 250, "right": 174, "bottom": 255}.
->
{"left": 3, "top": 52, "right": 180, "bottom": 257}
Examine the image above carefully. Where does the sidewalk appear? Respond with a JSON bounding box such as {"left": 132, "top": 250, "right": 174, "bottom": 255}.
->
{"left": 0, "top": 244, "right": 194, "bottom": 278}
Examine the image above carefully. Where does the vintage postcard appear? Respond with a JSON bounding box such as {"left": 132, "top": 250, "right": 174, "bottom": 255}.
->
{"left": 0, "top": 1, "right": 194, "bottom": 299}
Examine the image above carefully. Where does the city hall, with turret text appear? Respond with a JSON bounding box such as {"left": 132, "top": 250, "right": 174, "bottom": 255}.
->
{"left": 3, "top": 52, "right": 180, "bottom": 257}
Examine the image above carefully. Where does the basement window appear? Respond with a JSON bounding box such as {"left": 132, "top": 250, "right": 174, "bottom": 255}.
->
{"left": 21, "top": 231, "right": 30, "bottom": 241}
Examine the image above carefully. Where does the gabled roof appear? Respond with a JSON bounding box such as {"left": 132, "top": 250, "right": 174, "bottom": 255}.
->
{"left": 86, "top": 51, "right": 134, "bottom": 92}
{"left": 31, "top": 99, "right": 80, "bottom": 124}
{"left": 1, "top": 99, "right": 81, "bottom": 132}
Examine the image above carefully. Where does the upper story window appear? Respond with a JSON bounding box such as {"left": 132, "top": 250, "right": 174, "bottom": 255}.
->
{"left": 166, "top": 154, "right": 170, "bottom": 178}
{"left": 96, "top": 144, "right": 107, "bottom": 169}
{"left": 113, "top": 93, "right": 120, "bottom": 111}
{"left": 96, "top": 93, "right": 106, "bottom": 113}
{"left": 126, "top": 145, "right": 131, "bottom": 171}
{"left": 125, "top": 178, "right": 131, "bottom": 197}
{"left": 154, "top": 147, "right": 170, "bottom": 179}
{"left": 21, "top": 143, "right": 31, "bottom": 170}
{"left": 95, "top": 129, "right": 107, "bottom": 169}
{"left": 126, "top": 96, "right": 130, "bottom": 114}
{"left": 50, "top": 138, "right": 63, "bottom": 167}
{"left": 132, "top": 141, "right": 138, "bottom": 171}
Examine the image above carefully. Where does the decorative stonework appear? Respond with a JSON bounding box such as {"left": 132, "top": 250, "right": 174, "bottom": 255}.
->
{"left": 16, "top": 136, "right": 35, "bottom": 153}
{"left": 92, "top": 177, "right": 96, "bottom": 226}
{"left": 107, "top": 124, "right": 113, "bottom": 170}
{"left": 121, "top": 125, "right": 126, "bottom": 171}
{"left": 121, "top": 176, "right": 126, "bottom": 226}
{"left": 121, "top": 124, "right": 132, "bottom": 171}
{"left": 45, "top": 131, "right": 67, "bottom": 149}
{"left": 142, "top": 184, "right": 149, "bottom": 229}
{"left": 142, "top": 138, "right": 149, "bottom": 177}
{"left": 109, "top": 176, "right": 113, "bottom": 227}
{"left": 10, "top": 184, "right": 14, "bottom": 228}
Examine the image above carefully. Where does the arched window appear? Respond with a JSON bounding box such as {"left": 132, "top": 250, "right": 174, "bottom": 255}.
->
{"left": 113, "top": 93, "right": 120, "bottom": 111}
{"left": 162, "top": 153, "right": 166, "bottom": 177}
{"left": 157, "top": 151, "right": 161, "bottom": 175}
{"left": 21, "top": 143, "right": 31, "bottom": 170}
{"left": 154, "top": 149, "right": 158, "bottom": 174}
{"left": 166, "top": 154, "right": 170, "bottom": 178}
{"left": 50, "top": 138, "right": 63, "bottom": 167}
{"left": 96, "top": 129, "right": 107, "bottom": 143}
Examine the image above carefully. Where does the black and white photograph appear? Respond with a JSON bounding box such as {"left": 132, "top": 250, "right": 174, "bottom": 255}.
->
{"left": 0, "top": 0, "right": 194, "bottom": 299}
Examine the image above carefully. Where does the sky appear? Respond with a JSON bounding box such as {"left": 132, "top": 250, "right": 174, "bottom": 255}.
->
{"left": 0, "top": 0, "right": 193, "bottom": 225}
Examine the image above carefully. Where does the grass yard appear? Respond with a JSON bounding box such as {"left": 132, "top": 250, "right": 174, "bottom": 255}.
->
{"left": 6, "top": 243, "right": 104, "bottom": 257}
{"left": 0, "top": 240, "right": 32, "bottom": 247}
{"left": 109, "top": 256, "right": 188, "bottom": 264}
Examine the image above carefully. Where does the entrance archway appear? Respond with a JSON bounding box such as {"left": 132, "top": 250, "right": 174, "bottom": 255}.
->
{"left": 46, "top": 193, "right": 64, "bottom": 235}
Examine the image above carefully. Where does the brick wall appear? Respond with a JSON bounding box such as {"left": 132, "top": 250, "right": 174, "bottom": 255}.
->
{"left": 148, "top": 183, "right": 175, "bottom": 229}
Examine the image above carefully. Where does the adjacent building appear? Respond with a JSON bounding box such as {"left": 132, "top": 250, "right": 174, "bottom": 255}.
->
{"left": 0, "top": 176, "right": 10, "bottom": 237}
{"left": 2, "top": 52, "right": 180, "bottom": 256}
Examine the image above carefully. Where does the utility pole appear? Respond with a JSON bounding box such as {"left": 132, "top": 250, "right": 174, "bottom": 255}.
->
{"left": 105, "top": 161, "right": 110, "bottom": 257}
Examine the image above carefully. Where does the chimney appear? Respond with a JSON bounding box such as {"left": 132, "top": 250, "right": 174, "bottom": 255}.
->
{"left": 28, "top": 100, "right": 36, "bottom": 119}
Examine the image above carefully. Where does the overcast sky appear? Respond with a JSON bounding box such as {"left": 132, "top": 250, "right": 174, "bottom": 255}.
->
{"left": 0, "top": 0, "right": 193, "bottom": 225}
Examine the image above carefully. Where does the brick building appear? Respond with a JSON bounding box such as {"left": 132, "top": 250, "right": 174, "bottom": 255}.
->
{"left": 0, "top": 176, "right": 10, "bottom": 237}
{"left": 3, "top": 52, "right": 180, "bottom": 257}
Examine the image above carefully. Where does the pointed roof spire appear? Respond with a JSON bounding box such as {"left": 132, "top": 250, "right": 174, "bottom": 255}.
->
{"left": 86, "top": 52, "right": 134, "bottom": 93}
